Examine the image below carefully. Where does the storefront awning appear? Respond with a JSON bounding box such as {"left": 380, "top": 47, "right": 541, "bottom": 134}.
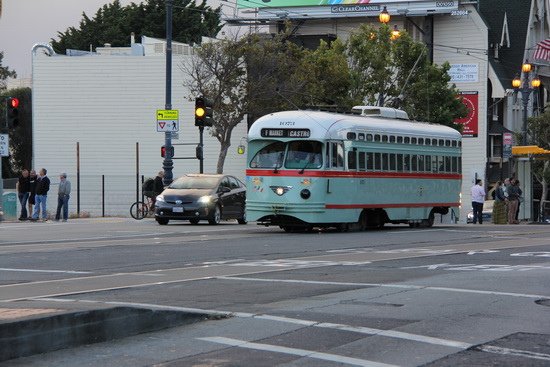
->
{"left": 512, "top": 145, "right": 550, "bottom": 156}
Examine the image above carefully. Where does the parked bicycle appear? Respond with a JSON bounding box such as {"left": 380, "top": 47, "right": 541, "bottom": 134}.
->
{"left": 130, "top": 196, "right": 155, "bottom": 220}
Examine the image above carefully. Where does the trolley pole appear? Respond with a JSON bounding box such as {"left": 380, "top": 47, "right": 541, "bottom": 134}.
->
{"left": 162, "top": 0, "right": 174, "bottom": 186}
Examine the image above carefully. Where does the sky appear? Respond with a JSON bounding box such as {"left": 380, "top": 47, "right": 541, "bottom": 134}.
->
{"left": 0, "top": 0, "right": 231, "bottom": 80}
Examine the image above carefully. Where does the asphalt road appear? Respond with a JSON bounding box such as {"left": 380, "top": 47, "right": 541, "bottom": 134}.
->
{"left": 1, "top": 218, "right": 550, "bottom": 366}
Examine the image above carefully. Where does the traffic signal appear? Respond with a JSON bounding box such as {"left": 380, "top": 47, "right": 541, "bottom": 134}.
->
{"left": 6, "top": 97, "right": 20, "bottom": 128}
{"left": 161, "top": 145, "right": 174, "bottom": 158}
{"left": 194, "top": 96, "right": 213, "bottom": 127}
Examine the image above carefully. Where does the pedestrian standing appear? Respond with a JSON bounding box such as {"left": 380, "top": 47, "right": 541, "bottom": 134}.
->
{"left": 507, "top": 178, "right": 520, "bottom": 224}
{"left": 55, "top": 172, "right": 71, "bottom": 221}
{"left": 492, "top": 181, "right": 507, "bottom": 224}
{"left": 31, "top": 168, "right": 50, "bottom": 221}
{"left": 28, "top": 169, "right": 37, "bottom": 216}
{"left": 514, "top": 179, "right": 523, "bottom": 222}
{"left": 471, "top": 179, "right": 486, "bottom": 224}
{"left": 16, "top": 169, "right": 31, "bottom": 220}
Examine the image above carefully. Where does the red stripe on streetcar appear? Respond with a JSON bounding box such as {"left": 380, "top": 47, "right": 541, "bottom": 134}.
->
{"left": 246, "top": 169, "right": 461, "bottom": 180}
{"left": 325, "top": 202, "right": 460, "bottom": 209}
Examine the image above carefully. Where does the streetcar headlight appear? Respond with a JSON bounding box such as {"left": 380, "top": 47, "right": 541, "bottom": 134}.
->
{"left": 156, "top": 195, "right": 165, "bottom": 202}
{"left": 270, "top": 186, "right": 292, "bottom": 196}
{"left": 300, "top": 189, "right": 311, "bottom": 199}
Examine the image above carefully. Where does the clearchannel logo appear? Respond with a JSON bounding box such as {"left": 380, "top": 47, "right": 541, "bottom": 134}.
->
{"left": 331, "top": 4, "right": 380, "bottom": 13}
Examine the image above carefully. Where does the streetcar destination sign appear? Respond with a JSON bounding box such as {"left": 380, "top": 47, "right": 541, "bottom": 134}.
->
{"left": 261, "top": 128, "right": 311, "bottom": 138}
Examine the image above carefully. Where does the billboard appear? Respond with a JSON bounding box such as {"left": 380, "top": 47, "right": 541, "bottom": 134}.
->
{"left": 238, "top": 0, "right": 428, "bottom": 8}
{"left": 454, "top": 91, "right": 478, "bottom": 138}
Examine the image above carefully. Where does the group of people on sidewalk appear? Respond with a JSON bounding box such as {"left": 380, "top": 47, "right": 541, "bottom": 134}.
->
{"left": 470, "top": 178, "right": 522, "bottom": 225}
{"left": 16, "top": 168, "right": 71, "bottom": 222}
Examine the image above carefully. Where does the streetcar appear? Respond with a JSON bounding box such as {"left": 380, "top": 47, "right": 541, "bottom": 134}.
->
{"left": 245, "top": 108, "right": 462, "bottom": 231}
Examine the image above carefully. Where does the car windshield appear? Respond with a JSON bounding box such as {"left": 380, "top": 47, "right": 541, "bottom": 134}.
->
{"left": 169, "top": 176, "right": 219, "bottom": 190}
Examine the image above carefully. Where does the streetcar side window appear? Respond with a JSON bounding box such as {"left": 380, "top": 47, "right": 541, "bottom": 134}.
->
{"left": 382, "top": 135, "right": 388, "bottom": 143}
{"left": 418, "top": 155, "right": 425, "bottom": 171}
{"left": 426, "top": 139, "right": 431, "bottom": 146}
{"left": 374, "top": 134, "right": 381, "bottom": 142}
{"left": 389, "top": 136, "right": 396, "bottom": 143}
{"left": 411, "top": 137, "right": 417, "bottom": 145}
{"left": 452, "top": 156, "right": 458, "bottom": 172}
{"left": 348, "top": 150, "right": 357, "bottom": 170}
{"left": 328, "top": 142, "right": 344, "bottom": 169}
{"left": 367, "top": 134, "right": 373, "bottom": 141}
{"left": 358, "top": 133, "right": 365, "bottom": 141}
{"left": 432, "top": 139, "right": 437, "bottom": 146}
{"left": 382, "top": 153, "right": 389, "bottom": 171}
{"left": 347, "top": 132, "right": 356, "bottom": 140}
{"left": 389, "top": 153, "right": 396, "bottom": 171}
{"left": 249, "top": 141, "right": 285, "bottom": 169}
{"left": 397, "top": 136, "right": 403, "bottom": 144}
{"left": 404, "top": 137, "right": 410, "bottom": 144}
{"left": 358, "top": 152, "right": 366, "bottom": 171}
{"left": 419, "top": 138, "right": 424, "bottom": 145}
{"left": 425, "top": 155, "right": 432, "bottom": 172}
{"left": 367, "top": 152, "right": 374, "bottom": 170}
{"left": 445, "top": 157, "right": 451, "bottom": 172}
{"left": 374, "top": 153, "right": 381, "bottom": 170}
{"left": 397, "top": 154, "right": 403, "bottom": 171}
{"left": 403, "top": 154, "right": 410, "bottom": 171}
{"left": 411, "top": 154, "right": 418, "bottom": 171}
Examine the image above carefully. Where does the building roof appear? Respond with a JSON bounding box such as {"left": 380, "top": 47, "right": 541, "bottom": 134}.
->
{"left": 479, "top": 0, "right": 532, "bottom": 88}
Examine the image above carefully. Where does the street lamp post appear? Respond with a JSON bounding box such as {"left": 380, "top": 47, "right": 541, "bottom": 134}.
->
{"left": 512, "top": 61, "right": 540, "bottom": 146}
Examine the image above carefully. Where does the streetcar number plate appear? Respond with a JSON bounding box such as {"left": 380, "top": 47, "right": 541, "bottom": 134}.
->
{"left": 173, "top": 207, "right": 184, "bottom": 213}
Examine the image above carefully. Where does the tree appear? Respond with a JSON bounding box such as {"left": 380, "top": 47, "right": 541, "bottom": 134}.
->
{"left": 0, "top": 51, "right": 16, "bottom": 91}
{"left": 527, "top": 109, "right": 550, "bottom": 217}
{"left": 182, "top": 38, "right": 248, "bottom": 173}
{"left": 347, "top": 24, "right": 467, "bottom": 127}
{"left": 51, "top": 0, "right": 222, "bottom": 54}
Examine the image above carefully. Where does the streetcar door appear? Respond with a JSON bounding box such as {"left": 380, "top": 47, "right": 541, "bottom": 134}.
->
{"left": 326, "top": 141, "right": 344, "bottom": 170}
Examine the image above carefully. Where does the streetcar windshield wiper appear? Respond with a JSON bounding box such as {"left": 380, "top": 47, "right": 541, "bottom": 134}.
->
{"left": 299, "top": 155, "right": 314, "bottom": 174}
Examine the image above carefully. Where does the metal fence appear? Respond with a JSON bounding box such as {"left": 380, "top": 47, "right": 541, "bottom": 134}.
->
{"left": 2, "top": 174, "right": 148, "bottom": 219}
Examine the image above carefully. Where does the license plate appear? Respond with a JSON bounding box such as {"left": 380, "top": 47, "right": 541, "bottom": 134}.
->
{"left": 173, "top": 207, "right": 184, "bottom": 213}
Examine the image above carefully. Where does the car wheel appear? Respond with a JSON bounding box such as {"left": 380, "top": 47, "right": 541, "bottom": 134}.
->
{"left": 208, "top": 205, "right": 221, "bottom": 225}
{"left": 237, "top": 210, "right": 247, "bottom": 225}
{"left": 189, "top": 219, "right": 200, "bottom": 225}
{"left": 156, "top": 218, "right": 169, "bottom": 225}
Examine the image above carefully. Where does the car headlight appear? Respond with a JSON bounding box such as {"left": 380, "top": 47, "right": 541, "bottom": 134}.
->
{"left": 156, "top": 195, "right": 165, "bottom": 202}
{"left": 198, "top": 195, "right": 212, "bottom": 204}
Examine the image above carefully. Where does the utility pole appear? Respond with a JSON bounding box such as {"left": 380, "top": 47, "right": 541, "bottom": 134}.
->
{"left": 162, "top": 0, "right": 174, "bottom": 186}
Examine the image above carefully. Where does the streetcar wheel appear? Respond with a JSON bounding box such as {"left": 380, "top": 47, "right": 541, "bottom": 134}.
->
{"left": 130, "top": 201, "right": 148, "bottom": 220}
{"left": 208, "top": 205, "right": 221, "bottom": 225}
{"left": 156, "top": 218, "right": 169, "bottom": 225}
{"left": 421, "top": 211, "right": 435, "bottom": 228}
{"left": 189, "top": 219, "right": 200, "bottom": 225}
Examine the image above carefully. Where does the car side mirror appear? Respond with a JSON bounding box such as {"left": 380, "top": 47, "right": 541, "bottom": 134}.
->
{"left": 219, "top": 186, "right": 231, "bottom": 194}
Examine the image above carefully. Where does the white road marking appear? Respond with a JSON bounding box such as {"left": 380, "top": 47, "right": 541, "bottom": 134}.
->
{"left": 254, "top": 315, "right": 471, "bottom": 349}
{"left": 36, "top": 298, "right": 470, "bottom": 349}
{"left": 198, "top": 336, "right": 398, "bottom": 367}
{"left": 0, "top": 268, "right": 91, "bottom": 274}
{"left": 216, "top": 276, "right": 550, "bottom": 299}
{"left": 477, "top": 345, "right": 550, "bottom": 361}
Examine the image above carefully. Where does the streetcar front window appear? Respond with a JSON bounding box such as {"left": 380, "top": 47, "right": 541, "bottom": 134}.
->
{"left": 249, "top": 142, "right": 285, "bottom": 169}
{"left": 285, "top": 141, "right": 323, "bottom": 169}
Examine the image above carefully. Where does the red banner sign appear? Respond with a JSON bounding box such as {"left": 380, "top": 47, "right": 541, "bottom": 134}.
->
{"left": 454, "top": 91, "right": 478, "bottom": 137}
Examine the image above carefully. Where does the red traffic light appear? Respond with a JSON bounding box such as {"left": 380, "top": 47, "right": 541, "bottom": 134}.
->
{"left": 9, "top": 97, "right": 19, "bottom": 108}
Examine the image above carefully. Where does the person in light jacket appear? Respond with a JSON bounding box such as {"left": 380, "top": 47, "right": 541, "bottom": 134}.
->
{"left": 470, "top": 179, "right": 486, "bottom": 224}
{"left": 55, "top": 172, "right": 71, "bottom": 221}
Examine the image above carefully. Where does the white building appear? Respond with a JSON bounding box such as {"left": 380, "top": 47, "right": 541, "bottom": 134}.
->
{"left": 32, "top": 36, "right": 247, "bottom": 217}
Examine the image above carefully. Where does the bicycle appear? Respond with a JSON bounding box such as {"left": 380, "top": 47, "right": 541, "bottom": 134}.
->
{"left": 130, "top": 196, "right": 155, "bottom": 220}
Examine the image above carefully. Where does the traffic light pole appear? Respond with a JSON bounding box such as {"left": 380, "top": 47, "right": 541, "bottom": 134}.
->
{"left": 199, "top": 126, "right": 204, "bottom": 173}
{"left": 162, "top": 0, "right": 174, "bottom": 186}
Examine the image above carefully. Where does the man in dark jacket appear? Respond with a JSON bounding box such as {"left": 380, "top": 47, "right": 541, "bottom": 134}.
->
{"left": 151, "top": 171, "right": 165, "bottom": 208}
{"left": 31, "top": 168, "right": 50, "bottom": 221}
{"left": 16, "top": 169, "right": 31, "bottom": 220}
